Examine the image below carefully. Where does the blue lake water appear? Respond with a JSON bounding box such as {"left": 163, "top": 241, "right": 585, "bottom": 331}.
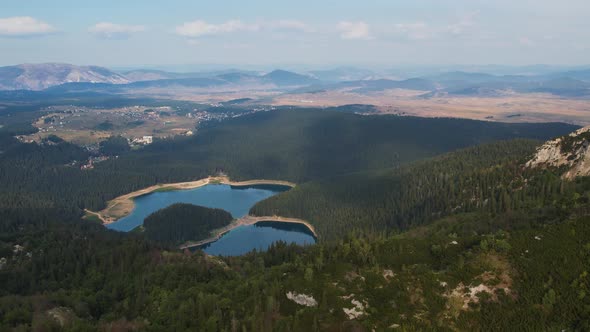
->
{"left": 198, "top": 221, "right": 316, "bottom": 256}
{"left": 107, "top": 184, "right": 316, "bottom": 255}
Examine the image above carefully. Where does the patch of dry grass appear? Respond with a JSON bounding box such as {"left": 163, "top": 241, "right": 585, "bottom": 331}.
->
{"left": 272, "top": 90, "right": 590, "bottom": 125}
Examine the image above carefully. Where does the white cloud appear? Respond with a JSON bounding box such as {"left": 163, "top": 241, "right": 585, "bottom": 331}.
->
{"left": 0, "top": 16, "right": 56, "bottom": 37}
{"left": 175, "top": 20, "right": 259, "bottom": 37}
{"left": 394, "top": 22, "right": 432, "bottom": 40}
{"left": 89, "top": 22, "right": 146, "bottom": 39}
{"left": 175, "top": 19, "right": 312, "bottom": 38}
{"left": 337, "top": 21, "right": 372, "bottom": 40}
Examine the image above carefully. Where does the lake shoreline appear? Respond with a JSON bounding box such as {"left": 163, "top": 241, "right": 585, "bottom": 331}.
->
{"left": 178, "top": 215, "right": 318, "bottom": 250}
{"left": 87, "top": 176, "right": 296, "bottom": 224}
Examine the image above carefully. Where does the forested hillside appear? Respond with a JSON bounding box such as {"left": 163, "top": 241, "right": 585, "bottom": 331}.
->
{"left": 124, "top": 110, "right": 575, "bottom": 183}
{"left": 0, "top": 110, "right": 578, "bottom": 214}
{"left": 1, "top": 176, "right": 589, "bottom": 330}
{"left": 251, "top": 139, "right": 580, "bottom": 240}
{"left": 143, "top": 204, "right": 233, "bottom": 246}
{"left": 0, "top": 108, "right": 588, "bottom": 330}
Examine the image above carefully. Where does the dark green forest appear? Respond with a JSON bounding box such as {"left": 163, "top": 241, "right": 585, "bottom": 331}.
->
{"left": 2, "top": 183, "right": 590, "bottom": 330}
{"left": 99, "top": 136, "right": 130, "bottom": 156}
{"left": 143, "top": 203, "right": 233, "bottom": 246}
{"left": 251, "top": 139, "right": 579, "bottom": 240}
{"left": 0, "top": 109, "right": 577, "bottom": 213}
{"left": 1, "top": 106, "right": 589, "bottom": 330}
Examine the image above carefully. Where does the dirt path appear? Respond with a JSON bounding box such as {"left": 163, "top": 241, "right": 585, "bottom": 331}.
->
{"left": 87, "top": 176, "right": 296, "bottom": 224}
{"left": 83, "top": 209, "right": 108, "bottom": 223}
{"left": 178, "top": 215, "right": 317, "bottom": 250}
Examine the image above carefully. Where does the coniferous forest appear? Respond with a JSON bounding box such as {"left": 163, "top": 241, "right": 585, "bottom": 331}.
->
{"left": 143, "top": 203, "right": 233, "bottom": 246}
{"left": 1, "top": 108, "right": 589, "bottom": 331}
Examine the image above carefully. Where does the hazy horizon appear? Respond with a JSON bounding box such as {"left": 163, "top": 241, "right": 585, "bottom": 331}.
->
{"left": 74, "top": 63, "right": 590, "bottom": 74}
{"left": 1, "top": 0, "right": 589, "bottom": 67}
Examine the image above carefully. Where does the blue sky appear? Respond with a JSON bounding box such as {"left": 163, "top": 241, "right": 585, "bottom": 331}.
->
{"left": 1, "top": 0, "right": 588, "bottom": 68}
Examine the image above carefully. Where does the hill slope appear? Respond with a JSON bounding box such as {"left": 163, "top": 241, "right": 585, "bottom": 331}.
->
{"left": 2, "top": 129, "right": 590, "bottom": 330}
{"left": 251, "top": 140, "right": 543, "bottom": 239}
{"left": 252, "top": 124, "right": 590, "bottom": 240}
{"left": 114, "top": 110, "right": 577, "bottom": 184}
{"left": 262, "top": 69, "right": 319, "bottom": 86}
{"left": 0, "top": 110, "right": 578, "bottom": 213}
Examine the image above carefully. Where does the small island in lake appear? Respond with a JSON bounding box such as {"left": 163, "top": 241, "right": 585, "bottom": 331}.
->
{"left": 143, "top": 203, "right": 233, "bottom": 246}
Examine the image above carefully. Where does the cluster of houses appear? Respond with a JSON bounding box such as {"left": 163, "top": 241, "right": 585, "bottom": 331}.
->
{"left": 131, "top": 135, "right": 153, "bottom": 145}
{"left": 80, "top": 155, "right": 111, "bottom": 170}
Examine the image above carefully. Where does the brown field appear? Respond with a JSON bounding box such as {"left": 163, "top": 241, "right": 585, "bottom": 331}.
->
{"left": 121, "top": 86, "right": 280, "bottom": 103}
{"left": 122, "top": 87, "right": 590, "bottom": 126}
{"left": 271, "top": 90, "right": 590, "bottom": 125}
{"left": 17, "top": 89, "right": 590, "bottom": 146}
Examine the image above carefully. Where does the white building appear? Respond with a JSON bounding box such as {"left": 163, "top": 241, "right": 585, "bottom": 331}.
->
{"left": 132, "top": 135, "right": 153, "bottom": 145}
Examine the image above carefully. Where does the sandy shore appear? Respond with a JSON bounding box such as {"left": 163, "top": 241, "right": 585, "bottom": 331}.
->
{"left": 178, "top": 215, "right": 317, "bottom": 250}
{"left": 87, "top": 176, "right": 296, "bottom": 224}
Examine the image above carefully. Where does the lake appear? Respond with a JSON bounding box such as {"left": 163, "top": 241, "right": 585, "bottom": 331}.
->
{"left": 198, "top": 221, "right": 317, "bottom": 256}
{"left": 107, "top": 184, "right": 316, "bottom": 255}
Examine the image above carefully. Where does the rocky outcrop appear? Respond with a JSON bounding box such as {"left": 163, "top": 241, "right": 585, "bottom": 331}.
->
{"left": 343, "top": 299, "right": 368, "bottom": 320}
{"left": 286, "top": 291, "right": 317, "bottom": 307}
{"left": 526, "top": 126, "right": 590, "bottom": 179}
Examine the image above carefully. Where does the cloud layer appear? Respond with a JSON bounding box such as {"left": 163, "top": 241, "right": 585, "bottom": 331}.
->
{"left": 0, "top": 17, "right": 477, "bottom": 42}
{"left": 2, "top": 1, "right": 587, "bottom": 66}
{"left": 175, "top": 20, "right": 258, "bottom": 37}
{"left": 175, "top": 19, "right": 313, "bottom": 38}
{"left": 0, "top": 16, "right": 56, "bottom": 37}
{"left": 89, "top": 22, "right": 146, "bottom": 39}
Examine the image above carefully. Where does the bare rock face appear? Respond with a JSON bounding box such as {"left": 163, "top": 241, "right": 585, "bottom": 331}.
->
{"left": 526, "top": 126, "right": 590, "bottom": 179}
{"left": 286, "top": 291, "right": 317, "bottom": 307}
{"left": 0, "top": 63, "right": 129, "bottom": 90}
{"left": 343, "top": 299, "right": 368, "bottom": 320}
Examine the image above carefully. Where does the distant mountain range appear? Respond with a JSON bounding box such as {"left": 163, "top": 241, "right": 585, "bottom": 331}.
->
{"left": 1, "top": 63, "right": 589, "bottom": 98}
{"left": 308, "top": 67, "right": 376, "bottom": 82}
{"left": 0, "top": 63, "right": 129, "bottom": 90}
{"left": 0, "top": 63, "right": 318, "bottom": 91}
{"left": 121, "top": 68, "right": 262, "bottom": 82}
